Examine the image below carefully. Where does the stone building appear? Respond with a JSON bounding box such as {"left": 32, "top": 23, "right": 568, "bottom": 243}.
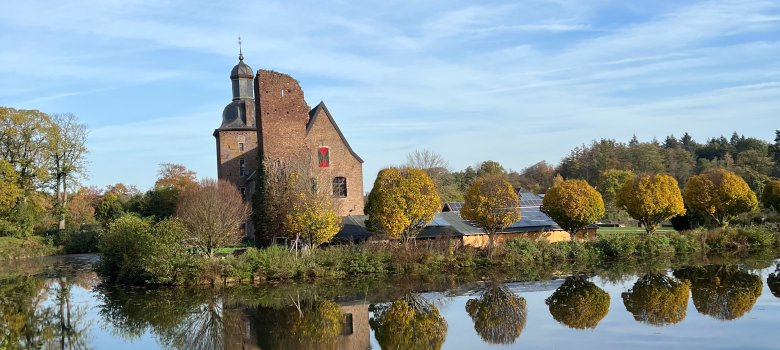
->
{"left": 214, "top": 52, "right": 364, "bottom": 236}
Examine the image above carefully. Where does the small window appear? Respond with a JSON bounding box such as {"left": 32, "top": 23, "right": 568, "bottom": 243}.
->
{"left": 341, "top": 313, "right": 354, "bottom": 336}
{"left": 240, "top": 187, "right": 246, "bottom": 201}
{"left": 238, "top": 142, "right": 245, "bottom": 152}
{"left": 332, "top": 177, "right": 347, "bottom": 197}
{"left": 239, "top": 158, "right": 246, "bottom": 176}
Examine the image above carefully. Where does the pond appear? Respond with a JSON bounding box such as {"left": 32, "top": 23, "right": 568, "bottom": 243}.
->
{"left": 2, "top": 254, "right": 780, "bottom": 349}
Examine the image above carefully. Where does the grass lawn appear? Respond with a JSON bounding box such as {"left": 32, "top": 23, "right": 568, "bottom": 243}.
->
{"left": 597, "top": 226, "right": 676, "bottom": 235}
{"left": 214, "top": 247, "right": 246, "bottom": 255}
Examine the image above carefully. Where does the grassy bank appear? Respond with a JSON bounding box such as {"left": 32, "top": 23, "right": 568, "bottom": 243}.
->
{"left": 99, "top": 224, "right": 780, "bottom": 286}
{"left": 0, "top": 236, "right": 59, "bottom": 260}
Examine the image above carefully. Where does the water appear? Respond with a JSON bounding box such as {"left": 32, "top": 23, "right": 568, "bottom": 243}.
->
{"left": 2, "top": 254, "right": 780, "bottom": 349}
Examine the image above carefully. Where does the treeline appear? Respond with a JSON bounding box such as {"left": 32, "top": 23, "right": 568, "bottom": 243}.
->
{"left": 419, "top": 131, "right": 780, "bottom": 202}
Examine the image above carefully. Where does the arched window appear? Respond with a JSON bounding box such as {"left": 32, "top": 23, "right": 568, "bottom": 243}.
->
{"left": 332, "top": 177, "right": 347, "bottom": 197}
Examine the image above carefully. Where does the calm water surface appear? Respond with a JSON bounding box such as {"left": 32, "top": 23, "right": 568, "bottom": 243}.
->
{"left": 2, "top": 254, "right": 780, "bottom": 349}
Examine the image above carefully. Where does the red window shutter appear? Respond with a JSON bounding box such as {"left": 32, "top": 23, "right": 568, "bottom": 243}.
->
{"left": 318, "top": 147, "right": 330, "bottom": 167}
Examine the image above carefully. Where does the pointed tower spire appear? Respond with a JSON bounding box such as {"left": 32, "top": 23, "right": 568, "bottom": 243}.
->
{"left": 238, "top": 36, "right": 244, "bottom": 61}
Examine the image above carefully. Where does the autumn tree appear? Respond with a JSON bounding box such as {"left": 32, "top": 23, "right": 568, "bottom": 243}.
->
{"left": 285, "top": 191, "right": 342, "bottom": 251}
{"left": 155, "top": 163, "right": 197, "bottom": 191}
{"left": 251, "top": 298, "right": 344, "bottom": 348}
{"left": 370, "top": 295, "right": 448, "bottom": 350}
{"left": 598, "top": 169, "right": 634, "bottom": 209}
{"left": 0, "top": 160, "right": 21, "bottom": 213}
{"left": 176, "top": 179, "right": 251, "bottom": 257}
{"left": 621, "top": 274, "right": 690, "bottom": 326}
{"left": 461, "top": 175, "right": 520, "bottom": 250}
{"left": 465, "top": 285, "right": 527, "bottom": 345}
{"left": 682, "top": 169, "right": 758, "bottom": 227}
{"left": 365, "top": 167, "right": 441, "bottom": 242}
{"left": 617, "top": 174, "right": 685, "bottom": 233}
{"left": 545, "top": 276, "right": 610, "bottom": 329}
{"left": 762, "top": 179, "right": 780, "bottom": 212}
{"left": 517, "top": 161, "right": 555, "bottom": 194}
{"left": 541, "top": 179, "right": 604, "bottom": 239}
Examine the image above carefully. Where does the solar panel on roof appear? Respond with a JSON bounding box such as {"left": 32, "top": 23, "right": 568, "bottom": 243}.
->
{"left": 518, "top": 192, "right": 544, "bottom": 207}
{"left": 446, "top": 202, "right": 464, "bottom": 212}
{"left": 429, "top": 213, "right": 451, "bottom": 226}
{"left": 508, "top": 207, "right": 559, "bottom": 228}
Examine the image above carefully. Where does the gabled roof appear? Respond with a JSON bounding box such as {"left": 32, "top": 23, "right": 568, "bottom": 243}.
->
{"left": 307, "top": 101, "right": 364, "bottom": 163}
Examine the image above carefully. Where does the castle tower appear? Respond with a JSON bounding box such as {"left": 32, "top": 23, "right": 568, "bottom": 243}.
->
{"left": 213, "top": 50, "right": 258, "bottom": 202}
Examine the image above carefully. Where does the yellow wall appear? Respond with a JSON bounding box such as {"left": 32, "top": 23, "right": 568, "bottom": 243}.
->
{"left": 460, "top": 228, "right": 597, "bottom": 248}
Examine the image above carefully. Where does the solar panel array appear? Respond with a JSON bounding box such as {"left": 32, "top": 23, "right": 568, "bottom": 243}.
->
{"left": 446, "top": 202, "right": 464, "bottom": 212}
{"left": 518, "top": 191, "right": 544, "bottom": 207}
{"left": 429, "top": 213, "right": 452, "bottom": 226}
{"left": 509, "top": 207, "right": 558, "bottom": 228}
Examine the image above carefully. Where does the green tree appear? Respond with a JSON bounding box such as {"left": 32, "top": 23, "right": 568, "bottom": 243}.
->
{"left": 365, "top": 167, "right": 441, "bottom": 242}
{"left": 48, "top": 113, "right": 88, "bottom": 231}
{"left": 95, "top": 192, "right": 125, "bottom": 227}
{"left": 370, "top": 295, "right": 448, "bottom": 350}
{"left": 541, "top": 179, "right": 605, "bottom": 239}
{"left": 176, "top": 179, "right": 251, "bottom": 257}
{"left": 598, "top": 169, "right": 634, "bottom": 209}
{"left": 674, "top": 265, "right": 762, "bottom": 320}
{"left": 461, "top": 175, "right": 520, "bottom": 251}
{"left": 0, "top": 160, "right": 21, "bottom": 212}
{"left": 621, "top": 274, "right": 690, "bottom": 326}
{"left": 465, "top": 285, "right": 527, "bottom": 345}
{"left": 683, "top": 169, "right": 758, "bottom": 227}
{"left": 545, "top": 276, "right": 610, "bottom": 329}
{"left": 97, "top": 214, "right": 154, "bottom": 284}
{"left": 762, "top": 179, "right": 780, "bottom": 212}
{"left": 617, "top": 174, "right": 686, "bottom": 233}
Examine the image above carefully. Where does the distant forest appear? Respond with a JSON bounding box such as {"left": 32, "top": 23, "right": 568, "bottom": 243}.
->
{"left": 417, "top": 131, "right": 780, "bottom": 202}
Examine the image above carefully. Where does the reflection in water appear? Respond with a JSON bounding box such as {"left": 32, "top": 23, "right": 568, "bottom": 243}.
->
{"left": 465, "top": 285, "right": 527, "bottom": 345}
{"left": 250, "top": 298, "right": 344, "bottom": 349}
{"left": 0, "top": 274, "right": 93, "bottom": 349}
{"left": 674, "top": 265, "right": 763, "bottom": 320}
{"left": 545, "top": 276, "right": 610, "bottom": 329}
{"left": 622, "top": 274, "right": 690, "bottom": 326}
{"left": 370, "top": 294, "right": 448, "bottom": 350}
{"left": 768, "top": 264, "right": 780, "bottom": 298}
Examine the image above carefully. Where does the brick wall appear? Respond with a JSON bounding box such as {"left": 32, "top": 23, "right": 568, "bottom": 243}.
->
{"left": 215, "top": 129, "right": 258, "bottom": 199}
{"left": 255, "top": 70, "right": 308, "bottom": 159}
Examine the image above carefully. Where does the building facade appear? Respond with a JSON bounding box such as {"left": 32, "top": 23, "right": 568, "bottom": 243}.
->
{"left": 214, "top": 54, "right": 365, "bottom": 236}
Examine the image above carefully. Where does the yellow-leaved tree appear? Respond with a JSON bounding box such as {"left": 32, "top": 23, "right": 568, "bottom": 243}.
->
{"left": 285, "top": 191, "right": 342, "bottom": 251}
{"left": 461, "top": 175, "right": 520, "bottom": 251}
{"left": 617, "top": 174, "right": 685, "bottom": 233}
{"left": 763, "top": 178, "right": 780, "bottom": 212}
{"left": 365, "top": 167, "right": 441, "bottom": 242}
{"left": 541, "top": 179, "right": 604, "bottom": 239}
{"left": 682, "top": 169, "right": 758, "bottom": 227}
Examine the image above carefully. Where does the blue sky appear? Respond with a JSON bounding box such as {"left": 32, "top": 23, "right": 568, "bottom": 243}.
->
{"left": 1, "top": 0, "right": 779, "bottom": 191}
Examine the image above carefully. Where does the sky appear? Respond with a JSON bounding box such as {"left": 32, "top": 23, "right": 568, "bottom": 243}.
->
{"left": 1, "top": 0, "right": 779, "bottom": 191}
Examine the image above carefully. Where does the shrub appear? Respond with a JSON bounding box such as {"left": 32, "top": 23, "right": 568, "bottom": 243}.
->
{"left": 347, "top": 247, "right": 388, "bottom": 275}
{"left": 97, "top": 215, "right": 154, "bottom": 284}
{"left": 638, "top": 234, "right": 674, "bottom": 257}
{"left": 595, "top": 233, "right": 639, "bottom": 259}
{"left": 58, "top": 224, "right": 102, "bottom": 254}
{"left": 502, "top": 239, "right": 540, "bottom": 267}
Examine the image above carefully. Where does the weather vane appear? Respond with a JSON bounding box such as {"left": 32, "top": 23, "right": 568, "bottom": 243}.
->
{"left": 238, "top": 36, "right": 244, "bottom": 61}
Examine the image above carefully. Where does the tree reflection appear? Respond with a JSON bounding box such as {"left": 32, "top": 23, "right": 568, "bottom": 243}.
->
{"left": 0, "top": 275, "right": 93, "bottom": 349}
{"left": 768, "top": 264, "right": 780, "bottom": 298}
{"left": 622, "top": 274, "right": 690, "bottom": 326}
{"left": 545, "top": 276, "right": 610, "bottom": 329}
{"left": 370, "top": 294, "right": 448, "bottom": 350}
{"left": 250, "top": 297, "right": 343, "bottom": 349}
{"left": 465, "top": 285, "right": 526, "bottom": 344}
{"left": 673, "top": 265, "right": 762, "bottom": 320}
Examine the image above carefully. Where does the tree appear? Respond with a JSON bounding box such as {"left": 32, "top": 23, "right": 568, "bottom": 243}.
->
{"left": 370, "top": 295, "right": 447, "bottom": 350}
{"left": 0, "top": 107, "right": 52, "bottom": 191}
{"left": 365, "top": 167, "right": 441, "bottom": 242}
{"left": 545, "top": 276, "right": 610, "bottom": 329}
{"left": 461, "top": 175, "right": 520, "bottom": 251}
{"left": 517, "top": 161, "right": 555, "bottom": 193}
{"left": 617, "top": 174, "right": 685, "bottom": 233}
{"left": 48, "top": 113, "right": 88, "bottom": 231}
{"left": 682, "top": 169, "right": 758, "bottom": 227}
{"left": 155, "top": 163, "right": 197, "bottom": 191}
{"left": 476, "top": 160, "right": 506, "bottom": 177}
{"left": 541, "top": 179, "right": 604, "bottom": 239}
{"left": 285, "top": 191, "right": 342, "bottom": 251}
{"left": 406, "top": 149, "right": 449, "bottom": 170}
{"left": 621, "top": 274, "right": 690, "bottom": 326}
{"left": 598, "top": 169, "right": 634, "bottom": 209}
{"left": 176, "top": 179, "right": 251, "bottom": 257}
{"left": 95, "top": 192, "right": 125, "bottom": 227}
{"left": 0, "top": 160, "right": 21, "bottom": 211}
{"left": 465, "top": 285, "right": 527, "bottom": 345}
{"left": 762, "top": 179, "right": 780, "bottom": 212}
